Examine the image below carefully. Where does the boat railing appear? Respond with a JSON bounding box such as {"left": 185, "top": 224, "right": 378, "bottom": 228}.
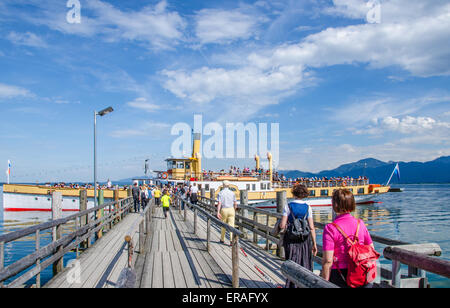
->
{"left": 201, "top": 171, "right": 272, "bottom": 181}
{"left": 0, "top": 192, "right": 135, "bottom": 288}
{"left": 194, "top": 189, "right": 450, "bottom": 288}
{"left": 271, "top": 179, "right": 370, "bottom": 189}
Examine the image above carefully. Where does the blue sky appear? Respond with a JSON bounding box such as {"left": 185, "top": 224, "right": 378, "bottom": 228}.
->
{"left": 0, "top": 0, "right": 449, "bottom": 183}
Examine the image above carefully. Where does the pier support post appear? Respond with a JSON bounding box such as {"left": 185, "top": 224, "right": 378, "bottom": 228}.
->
{"left": 79, "top": 190, "right": 89, "bottom": 249}
{"left": 232, "top": 235, "right": 240, "bottom": 288}
{"left": 0, "top": 241, "right": 4, "bottom": 288}
{"left": 239, "top": 190, "right": 249, "bottom": 239}
{"left": 210, "top": 188, "right": 216, "bottom": 214}
{"left": 276, "top": 191, "right": 287, "bottom": 258}
{"left": 114, "top": 188, "right": 120, "bottom": 223}
{"left": 96, "top": 189, "right": 104, "bottom": 239}
{"left": 52, "top": 191, "right": 63, "bottom": 276}
{"left": 207, "top": 218, "right": 211, "bottom": 253}
{"left": 194, "top": 208, "right": 198, "bottom": 235}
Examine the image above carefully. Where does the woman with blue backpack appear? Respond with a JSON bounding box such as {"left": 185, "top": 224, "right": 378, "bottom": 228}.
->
{"left": 280, "top": 184, "right": 318, "bottom": 288}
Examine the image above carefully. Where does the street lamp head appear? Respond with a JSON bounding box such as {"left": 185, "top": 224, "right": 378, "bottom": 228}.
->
{"left": 98, "top": 106, "right": 114, "bottom": 116}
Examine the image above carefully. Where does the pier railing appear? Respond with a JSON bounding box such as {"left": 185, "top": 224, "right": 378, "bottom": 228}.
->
{"left": 0, "top": 192, "right": 134, "bottom": 288}
{"left": 194, "top": 189, "right": 450, "bottom": 288}
{"left": 172, "top": 195, "right": 243, "bottom": 288}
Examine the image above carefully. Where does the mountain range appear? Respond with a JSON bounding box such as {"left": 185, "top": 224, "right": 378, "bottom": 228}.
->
{"left": 278, "top": 156, "right": 450, "bottom": 184}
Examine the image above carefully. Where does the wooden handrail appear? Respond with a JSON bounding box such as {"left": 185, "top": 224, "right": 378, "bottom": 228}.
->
{"left": 384, "top": 245, "right": 450, "bottom": 279}
{"left": 0, "top": 197, "right": 133, "bottom": 244}
{"left": 281, "top": 260, "right": 338, "bottom": 288}
{"left": 0, "top": 196, "right": 134, "bottom": 287}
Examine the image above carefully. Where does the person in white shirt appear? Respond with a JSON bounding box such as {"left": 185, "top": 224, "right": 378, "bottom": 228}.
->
{"left": 217, "top": 180, "right": 237, "bottom": 244}
{"left": 190, "top": 183, "right": 199, "bottom": 204}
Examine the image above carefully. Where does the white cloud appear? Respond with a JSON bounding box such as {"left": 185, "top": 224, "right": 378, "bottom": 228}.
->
{"left": 127, "top": 97, "right": 161, "bottom": 113}
{"left": 324, "top": 0, "right": 372, "bottom": 20}
{"left": 162, "top": 64, "right": 311, "bottom": 120}
{"left": 334, "top": 95, "right": 450, "bottom": 127}
{"left": 0, "top": 83, "right": 32, "bottom": 99}
{"left": 7, "top": 31, "right": 47, "bottom": 48}
{"left": 195, "top": 8, "right": 261, "bottom": 44}
{"left": 377, "top": 116, "right": 449, "bottom": 134}
{"left": 17, "top": 0, "right": 186, "bottom": 50}
{"left": 163, "top": 0, "right": 450, "bottom": 120}
{"left": 110, "top": 121, "right": 171, "bottom": 138}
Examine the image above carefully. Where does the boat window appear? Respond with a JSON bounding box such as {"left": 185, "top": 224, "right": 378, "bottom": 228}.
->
{"left": 252, "top": 184, "right": 256, "bottom": 191}
{"left": 246, "top": 184, "right": 250, "bottom": 191}
{"left": 167, "top": 160, "right": 175, "bottom": 169}
{"left": 205, "top": 184, "right": 210, "bottom": 191}
{"left": 185, "top": 162, "right": 190, "bottom": 169}
{"left": 177, "top": 162, "right": 184, "bottom": 169}
{"left": 357, "top": 188, "right": 364, "bottom": 194}
{"left": 320, "top": 190, "right": 328, "bottom": 196}
{"left": 309, "top": 190, "right": 315, "bottom": 197}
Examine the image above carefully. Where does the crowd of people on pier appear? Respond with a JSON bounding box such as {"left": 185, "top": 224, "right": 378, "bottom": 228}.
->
{"left": 127, "top": 178, "right": 379, "bottom": 288}
{"left": 276, "top": 184, "right": 379, "bottom": 288}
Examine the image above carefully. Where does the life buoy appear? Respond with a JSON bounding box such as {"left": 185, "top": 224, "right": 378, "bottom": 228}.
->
{"left": 161, "top": 172, "right": 169, "bottom": 179}
{"left": 342, "top": 181, "right": 347, "bottom": 187}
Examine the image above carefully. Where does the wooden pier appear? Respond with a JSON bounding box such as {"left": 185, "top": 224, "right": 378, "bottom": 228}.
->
{"left": 1, "top": 189, "right": 450, "bottom": 288}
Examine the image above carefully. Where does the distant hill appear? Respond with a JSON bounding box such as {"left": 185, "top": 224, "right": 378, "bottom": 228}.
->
{"left": 279, "top": 156, "right": 450, "bottom": 184}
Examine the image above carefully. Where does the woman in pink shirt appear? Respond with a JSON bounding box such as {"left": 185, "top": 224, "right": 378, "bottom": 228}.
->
{"left": 321, "top": 189, "right": 374, "bottom": 288}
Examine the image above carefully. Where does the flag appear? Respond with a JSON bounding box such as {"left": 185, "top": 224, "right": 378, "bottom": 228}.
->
{"left": 393, "top": 163, "right": 400, "bottom": 180}
{"left": 7, "top": 160, "right": 11, "bottom": 175}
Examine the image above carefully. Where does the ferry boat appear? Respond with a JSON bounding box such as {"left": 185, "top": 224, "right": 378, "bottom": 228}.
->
{"left": 2, "top": 184, "right": 129, "bottom": 212}
{"left": 154, "top": 133, "right": 390, "bottom": 207}
{"left": 1, "top": 133, "right": 390, "bottom": 211}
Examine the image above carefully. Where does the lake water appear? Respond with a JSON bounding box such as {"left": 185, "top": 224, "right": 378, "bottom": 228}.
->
{"left": 1, "top": 184, "right": 450, "bottom": 287}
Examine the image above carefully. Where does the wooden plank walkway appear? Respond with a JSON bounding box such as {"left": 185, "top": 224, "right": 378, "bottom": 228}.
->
{"left": 134, "top": 206, "right": 286, "bottom": 288}
{"left": 44, "top": 204, "right": 286, "bottom": 288}
{"left": 45, "top": 213, "right": 143, "bottom": 288}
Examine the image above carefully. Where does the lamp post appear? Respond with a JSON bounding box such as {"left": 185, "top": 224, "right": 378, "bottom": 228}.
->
{"left": 94, "top": 107, "right": 114, "bottom": 208}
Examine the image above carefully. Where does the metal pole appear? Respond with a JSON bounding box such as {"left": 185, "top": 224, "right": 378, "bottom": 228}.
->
{"left": 94, "top": 111, "right": 97, "bottom": 208}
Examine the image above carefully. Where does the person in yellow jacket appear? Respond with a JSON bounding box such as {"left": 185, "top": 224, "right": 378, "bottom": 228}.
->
{"left": 154, "top": 187, "right": 162, "bottom": 207}
{"left": 161, "top": 190, "right": 171, "bottom": 219}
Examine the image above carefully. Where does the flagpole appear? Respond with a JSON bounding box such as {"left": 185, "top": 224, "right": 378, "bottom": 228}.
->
{"left": 386, "top": 163, "right": 397, "bottom": 186}
{"left": 7, "top": 160, "right": 10, "bottom": 184}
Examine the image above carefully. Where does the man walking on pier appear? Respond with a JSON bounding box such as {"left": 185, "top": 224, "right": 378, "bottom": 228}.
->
{"left": 217, "top": 180, "right": 237, "bottom": 244}
{"left": 132, "top": 182, "right": 141, "bottom": 213}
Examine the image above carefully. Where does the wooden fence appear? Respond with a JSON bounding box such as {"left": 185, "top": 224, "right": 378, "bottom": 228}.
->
{"left": 193, "top": 189, "right": 450, "bottom": 288}
{"left": 0, "top": 191, "right": 134, "bottom": 288}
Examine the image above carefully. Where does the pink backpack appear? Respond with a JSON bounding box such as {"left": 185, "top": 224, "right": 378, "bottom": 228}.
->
{"left": 332, "top": 220, "right": 380, "bottom": 288}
